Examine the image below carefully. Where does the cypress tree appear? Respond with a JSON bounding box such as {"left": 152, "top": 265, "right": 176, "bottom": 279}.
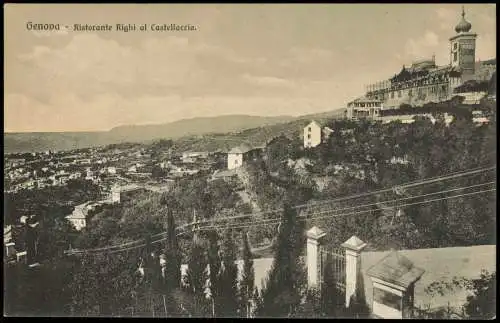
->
{"left": 240, "top": 231, "right": 255, "bottom": 318}
{"left": 256, "top": 200, "right": 305, "bottom": 317}
{"left": 321, "top": 252, "right": 339, "bottom": 317}
{"left": 207, "top": 230, "right": 221, "bottom": 317}
{"left": 219, "top": 230, "right": 239, "bottom": 317}
{"left": 184, "top": 232, "right": 209, "bottom": 317}
{"left": 164, "top": 206, "right": 181, "bottom": 290}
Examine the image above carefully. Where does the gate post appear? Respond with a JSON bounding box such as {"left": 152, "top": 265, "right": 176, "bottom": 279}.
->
{"left": 342, "top": 236, "right": 367, "bottom": 308}
{"left": 306, "top": 226, "right": 326, "bottom": 289}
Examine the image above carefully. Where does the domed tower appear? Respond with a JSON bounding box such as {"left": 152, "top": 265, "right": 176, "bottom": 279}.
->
{"left": 449, "top": 6, "right": 477, "bottom": 78}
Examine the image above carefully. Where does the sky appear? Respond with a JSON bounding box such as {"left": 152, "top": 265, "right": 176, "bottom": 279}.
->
{"left": 4, "top": 3, "right": 496, "bottom": 132}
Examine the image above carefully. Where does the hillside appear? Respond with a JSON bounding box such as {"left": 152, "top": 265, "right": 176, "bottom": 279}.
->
{"left": 107, "top": 114, "right": 295, "bottom": 141}
{"left": 169, "top": 109, "right": 345, "bottom": 153}
{"left": 4, "top": 110, "right": 344, "bottom": 153}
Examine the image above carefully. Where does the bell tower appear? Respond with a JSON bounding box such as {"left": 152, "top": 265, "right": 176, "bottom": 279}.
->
{"left": 449, "top": 6, "right": 477, "bottom": 78}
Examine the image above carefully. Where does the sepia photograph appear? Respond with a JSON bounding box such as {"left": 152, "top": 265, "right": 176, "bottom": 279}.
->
{"left": 3, "top": 3, "right": 497, "bottom": 319}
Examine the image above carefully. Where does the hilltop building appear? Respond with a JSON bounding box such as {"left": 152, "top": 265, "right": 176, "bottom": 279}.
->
{"left": 227, "top": 143, "right": 263, "bottom": 170}
{"left": 303, "top": 120, "right": 334, "bottom": 148}
{"left": 346, "top": 7, "right": 496, "bottom": 120}
{"left": 345, "top": 97, "right": 384, "bottom": 121}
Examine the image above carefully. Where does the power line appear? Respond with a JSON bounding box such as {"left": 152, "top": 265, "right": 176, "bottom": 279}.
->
{"left": 298, "top": 181, "right": 495, "bottom": 217}
{"left": 73, "top": 187, "right": 495, "bottom": 255}
{"left": 185, "top": 166, "right": 496, "bottom": 227}
{"left": 194, "top": 181, "right": 496, "bottom": 231}
{"left": 64, "top": 165, "right": 495, "bottom": 255}
{"left": 193, "top": 188, "right": 496, "bottom": 232}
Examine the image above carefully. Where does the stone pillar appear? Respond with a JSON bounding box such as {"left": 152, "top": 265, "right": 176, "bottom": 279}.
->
{"left": 306, "top": 226, "right": 326, "bottom": 289}
{"left": 342, "top": 236, "right": 367, "bottom": 308}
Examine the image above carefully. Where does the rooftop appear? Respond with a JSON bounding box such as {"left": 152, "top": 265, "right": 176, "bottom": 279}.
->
{"left": 305, "top": 119, "right": 329, "bottom": 128}
{"left": 228, "top": 143, "right": 254, "bottom": 154}
{"left": 349, "top": 95, "right": 383, "bottom": 104}
{"left": 367, "top": 251, "right": 425, "bottom": 289}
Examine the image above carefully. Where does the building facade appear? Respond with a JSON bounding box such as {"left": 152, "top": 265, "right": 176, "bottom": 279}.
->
{"left": 303, "top": 121, "right": 323, "bottom": 148}
{"left": 227, "top": 143, "right": 261, "bottom": 170}
{"left": 303, "top": 120, "right": 334, "bottom": 148}
{"left": 346, "top": 96, "right": 384, "bottom": 120}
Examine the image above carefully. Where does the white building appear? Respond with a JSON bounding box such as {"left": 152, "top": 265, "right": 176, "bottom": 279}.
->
{"left": 227, "top": 143, "right": 261, "bottom": 170}
{"left": 85, "top": 170, "right": 94, "bottom": 180}
{"left": 65, "top": 202, "right": 92, "bottom": 231}
{"left": 345, "top": 96, "right": 384, "bottom": 120}
{"left": 303, "top": 120, "right": 334, "bottom": 148}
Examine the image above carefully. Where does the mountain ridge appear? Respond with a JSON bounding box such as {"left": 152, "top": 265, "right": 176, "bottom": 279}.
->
{"left": 4, "top": 110, "right": 344, "bottom": 153}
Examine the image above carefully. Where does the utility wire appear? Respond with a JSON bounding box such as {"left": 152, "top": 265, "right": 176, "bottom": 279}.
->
{"left": 193, "top": 188, "right": 496, "bottom": 232}
{"left": 195, "top": 181, "right": 496, "bottom": 231}
{"left": 182, "top": 166, "right": 496, "bottom": 227}
{"left": 65, "top": 166, "right": 495, "bottom": 255}
{"left": 69, "top": 186, "right": 495, "bottom": 255}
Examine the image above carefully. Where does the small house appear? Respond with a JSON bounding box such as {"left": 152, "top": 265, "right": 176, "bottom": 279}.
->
{"left": 303, "top": 120, "right": 334, "bottom": 148}
{"left": 227, "top": 143, "right": 262, "bottom": 170}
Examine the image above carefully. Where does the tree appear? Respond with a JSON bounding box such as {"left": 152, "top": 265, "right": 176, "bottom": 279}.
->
{"left": 207, "top": 230, "right": 222, "bottom": 317}
{"left": 69, "top": 252, "right": 138, "bottom": 316}
{"left": 183, "top": 233, "right": 209, "bottom": 317}
{"left": 4, "top": 257, "right": 78, "bottom": 316}
{"left": 295, "top": 288, "right": 322, "bottom": 318}
{"left": 218, "top": 230, "right": 240, "bottom": 317}
{"left": 463, "top": 271, "right": 496, "bottom": 319}
{"left": 265, "top": 135, "right": 293, "bottom": 172}
{"left": 255, "top": 202, "right": 306, "bottom": 317}
{"left": 37, "top": 217, "right": 78, "bottom": 261}
{"left": 163, "top": 202, "right": 181, "bottom": 291}
{"left": 240, "top": 231, "right": 255, "bottom": 318}
{"left": 424, "top": 270, "right": 496, "bottom": 319}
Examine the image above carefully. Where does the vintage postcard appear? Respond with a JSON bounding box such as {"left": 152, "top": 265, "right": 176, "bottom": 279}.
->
{"left": 4, "top": 3, "right": 496, "bottom": 319}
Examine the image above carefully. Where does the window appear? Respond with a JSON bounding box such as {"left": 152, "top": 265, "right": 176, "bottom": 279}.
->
{"left": 453, "top": 52, "right": 458, "bottom": 62}
{"left": 408, "top": 89, "right": 412, "bottom": 97}
{"left": 391, "top": 92, "right": 394, "bottom": 99}
{"left": 373, "top": 287, "right": 402, "bottom": 311}
{"left": 307, "top": 134, "right": 311, "bottom": 139}
{"left": 235, "top": 159, "right": 238, "bottom": 165}
{"left": 308, "top": 127, "right": 311, "bottom": 132}
{"left": 454, "top": 43, "right": 458, "bottom": 50}
{"left": 398, "top": 91, "right": 402, "bottom": 98}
